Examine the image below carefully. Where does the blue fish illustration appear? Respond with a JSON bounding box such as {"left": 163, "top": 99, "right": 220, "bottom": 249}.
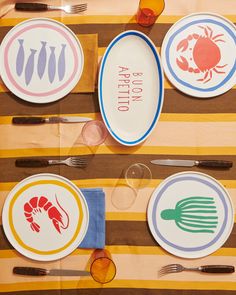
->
{"left": 37, "top": 41, "right": 47, "bottom": 79}
{"left": 16, "top": 39, "right": 25, "bottom": 76}
{"left": 48, "top": 46, "right": 56, "bottom": 83}
{"left": 25, "top": 49, "right": 37, "bottom": 86}
{"left": 58, "top": 44, "right": 66, "bottom": 81}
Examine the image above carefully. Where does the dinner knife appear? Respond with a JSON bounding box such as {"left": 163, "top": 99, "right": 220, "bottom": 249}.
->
{"left": 13, "top": 267, "right": 90, "bottom": 277}
{"left": 150, "top": 159, "right": 233, "bottom": 169}
{"left": 12, "top": 116, "right": 92, "bottom": 124}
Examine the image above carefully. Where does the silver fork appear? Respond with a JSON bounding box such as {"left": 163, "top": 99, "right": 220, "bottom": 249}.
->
{"left": 15, "top": 157, "right": 88, "bottom": 168}
{"left": 15, "top": 3, "right": 87, "bottom": 14}
{"left": 159, "top": 264, "right": 235, "bottom": 276}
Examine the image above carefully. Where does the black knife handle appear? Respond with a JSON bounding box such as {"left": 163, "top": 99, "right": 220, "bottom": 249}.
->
{"left": 197, "top": 160, "right": 233, "bottom": 169}
{"left": 13, "top": 267, "right": 48, "bottom": 276}
{"left": 15, "top": 3, "right": 48, "bottom": 11}
{"left": 16, "top": 159, "right": 49, "bottom": 167}
{"left": 12, "top": 117, "right": 45, "bottom": 124}
{"left": 200, "top": 265, "right": 235, "bottom": 273}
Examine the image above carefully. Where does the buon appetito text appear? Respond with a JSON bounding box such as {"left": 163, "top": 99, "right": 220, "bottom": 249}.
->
{"left": 117, "top": 66, "right": 143, "bottom": 112}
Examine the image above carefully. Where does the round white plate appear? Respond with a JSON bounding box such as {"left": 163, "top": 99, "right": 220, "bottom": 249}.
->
{"left": 99, "top": 30, "right": 164, "bottom": 146}
{"left": 147, "top": 172, "right": 234, "bottom": 258}
{"left": 2, "top": 173, "right": 89, "bottom": 261}
{"left": 0, "top": 18, "right": 84, "bottom": 103}
{"left": 161, "top": 13, "right": 236, "bottom": 98}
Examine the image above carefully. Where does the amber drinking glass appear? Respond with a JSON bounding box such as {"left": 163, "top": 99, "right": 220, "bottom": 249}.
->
{"left": 90, "top": 249, "right": 116, "bottom": 284}
{"left": 136, "top": 0, "right": 165, "bottom": 27}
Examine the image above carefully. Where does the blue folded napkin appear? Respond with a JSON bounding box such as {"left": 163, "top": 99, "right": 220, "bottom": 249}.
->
{"left": 79, "top": 188, "right": 105, "bottom": 249}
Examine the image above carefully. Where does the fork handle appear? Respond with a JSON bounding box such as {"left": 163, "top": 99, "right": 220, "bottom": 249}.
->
{"left": 15, "top": 3, "right": 48, "bottom": 11}
{"left": 15, "top": 159, "right": 49, "bottom": 167}
{"left": 200, "top": 265, "right": 235, "bottom": 273}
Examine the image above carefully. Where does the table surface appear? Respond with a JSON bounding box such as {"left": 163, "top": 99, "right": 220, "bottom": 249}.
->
{"left": 0, "top": 0, "right": 236, "bottom": 294}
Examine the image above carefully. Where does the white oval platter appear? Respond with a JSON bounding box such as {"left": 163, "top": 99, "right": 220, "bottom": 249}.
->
{"left": 98, "top": 30, "right": 164, "bottom": 146}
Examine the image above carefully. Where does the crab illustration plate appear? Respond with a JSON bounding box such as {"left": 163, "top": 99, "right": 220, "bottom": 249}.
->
{"left": 147, "top": 172, "right": 234, "bottom": 258}
{"left": 0, "top": 18, "right": 84, "bottom": 103}
{"left": 2, "top": 173, "right": 89, "bottom": 261}
{"left": 161, "top": 13, "right": 236, "bottom": 97}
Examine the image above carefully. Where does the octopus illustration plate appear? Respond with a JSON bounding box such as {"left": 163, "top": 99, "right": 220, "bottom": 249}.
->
{"left": 147, "top": 172, "right": 234, "bottom": 258}
{"left": 2, "top": 173, "right": 89, "bottom": 261}
{"left": 161, "top": 13, "right": 236, "bottom": 97}
{"left": 0, "top": 18, "right": 84, "bottom": 103}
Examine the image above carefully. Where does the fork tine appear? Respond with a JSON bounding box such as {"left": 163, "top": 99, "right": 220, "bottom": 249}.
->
{"left": 71, "top": 157, "right": 87, "bottom": 163}
{"left": 71, "top": 161, "right": 87, "bottom": 166}
{"left": 70, "top": 4, "right": 87, "bottom": 13}
{"left": 70, "top": 157, "right": 88, "bottom": 167}
{"left": 158, "top": 264, "right": 181, "bottom": 276}
{"left": 71, "top": 8, "right": 87, "bottom": 13}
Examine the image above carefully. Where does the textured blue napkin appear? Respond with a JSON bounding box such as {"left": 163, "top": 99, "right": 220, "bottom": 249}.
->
{"left": 79, "top": 188, "right": 105, "bottom": 249}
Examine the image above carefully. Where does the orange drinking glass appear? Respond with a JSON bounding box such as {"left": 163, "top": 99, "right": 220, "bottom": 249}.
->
{"left": 136, "top": 0, "right": 165, "bottom": 27}
{"left": 90, "top": 249, "right": 116, "bottom": 284}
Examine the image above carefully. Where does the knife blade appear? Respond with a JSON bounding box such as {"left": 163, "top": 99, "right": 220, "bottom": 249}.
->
{"left": 150, "top": 159, "right": 233, "bottom": 169}
{"left": 12, "top": 116, "right": 92, "bottom": 124}
{"left": 13, "top": 267, "right": 90, "bottom": 277}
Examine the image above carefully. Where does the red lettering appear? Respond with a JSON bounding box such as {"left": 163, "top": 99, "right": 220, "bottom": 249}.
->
{"left": 132, "top": 80, "right": 143, "bottom": 85}
{"left": 118, "top": 84, "right": 130, "bottom": 88}
{"left": 132, "top": 88, "right": 142, "bottom": 93}
{"left": 119, "top": 74, "right": 130, "bottom": 78}
{"left": 118, "top": 106, "right": 129, "bottom": 111}
{"left": 119, "top": 66, "right": 129, "bottom": 72}
{"left": 132, "top": 96, "right": 142, "bottom": 101}
{"left": 119, "top": 79, "right": 130, "bottom": 84}
{"left": 132, "top": 72, "right": 143, "bottom": 77}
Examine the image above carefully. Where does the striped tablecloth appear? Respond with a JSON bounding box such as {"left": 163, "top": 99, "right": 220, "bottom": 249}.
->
{"left": 0, "top": 0, "right": 236, "bottom": 294}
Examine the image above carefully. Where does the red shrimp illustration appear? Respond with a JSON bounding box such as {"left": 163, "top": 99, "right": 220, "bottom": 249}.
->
{"left": 176, "top": 25, "right": 227, "bottom": 83}
{"left": 23, "top": 195, "right": 69, "bottom": 234}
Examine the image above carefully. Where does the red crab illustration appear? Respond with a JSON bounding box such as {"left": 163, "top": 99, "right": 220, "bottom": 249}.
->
{"left": 24, "top": 195, "right": 69, "bottom": 234}
{"left": 176, "top": 25, "right": 227, "bottom": 83}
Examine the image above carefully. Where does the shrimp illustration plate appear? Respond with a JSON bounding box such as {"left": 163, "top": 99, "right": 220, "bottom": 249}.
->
{"left": 147, "top": 172, "right": 234, "bottom": 258}
{"left": 161, "top": 13, "right": 236, "bottom": 98}
{"left": 2, "top": 173, "right": 89, "bottom": 261}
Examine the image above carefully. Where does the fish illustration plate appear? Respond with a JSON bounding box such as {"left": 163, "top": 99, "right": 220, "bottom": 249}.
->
{"left": 161, "top": 13, "right": 236, "bottom": 98}
{"left": 0, "top": 18, "right": 84, "bottom": 103}
{"left": 2, "top": 173, "right": 89, "bottom": 261}
{"left": 147, "top": 172, "right": 234, "bottom": 258}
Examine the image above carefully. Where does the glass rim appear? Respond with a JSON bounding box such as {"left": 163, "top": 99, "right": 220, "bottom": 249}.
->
{"left": 89, "top": 256, "right": 117, "bottom": 284}
{"left": 81, "top": 120, "right": 108, "bottom": 146}
{"left": 125, "top": 162, "right": 152, "bottom": 189}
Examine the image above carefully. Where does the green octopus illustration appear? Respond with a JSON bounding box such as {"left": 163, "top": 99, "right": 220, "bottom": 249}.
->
{"left": 160, "top": 196, "right": 218, "bottom": 233}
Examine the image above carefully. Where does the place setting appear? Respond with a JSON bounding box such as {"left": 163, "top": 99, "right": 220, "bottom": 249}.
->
{"left": 1, "top": 172, "right": 117, "bottom": 283}
{"left": 161, "top": 12, "right": 236, "bottom": 98}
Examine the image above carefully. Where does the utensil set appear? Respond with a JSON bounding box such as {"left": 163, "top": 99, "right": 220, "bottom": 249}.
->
{"left": 13, "top": 267, "right": 90, "bottom": 276}
{"left": 12, "top": 116, "right": 92, "bottom": 124}
{"left": 159, "top": 264, "right": 235, "bottom": 276}
{"left": 151, "top": 159, "right": 233, "bottom": 169}
{"left": 15, "top": 3, "right": 87, "bottom": 14}
{"left": 16, "top": 157, "right": 88, "bottom": 168}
